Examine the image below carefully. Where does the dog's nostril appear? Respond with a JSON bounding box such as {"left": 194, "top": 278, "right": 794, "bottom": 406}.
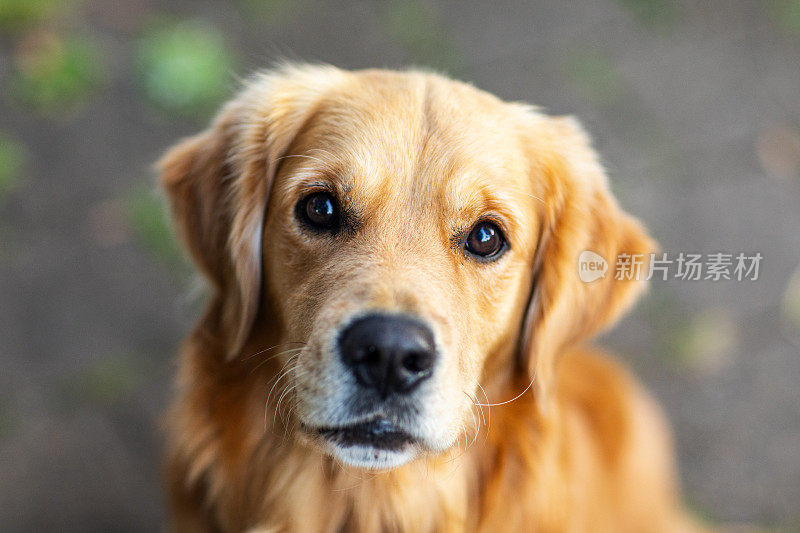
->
{"left": 401, "top": 351, "right": 432, "bottom": 374}
{"left": 339, "top": 314, "right": 436, "bottom": 397}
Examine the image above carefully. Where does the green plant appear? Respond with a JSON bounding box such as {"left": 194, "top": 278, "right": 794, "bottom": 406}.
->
{"left": 11, "top": 31, "right": 103, "bottom": 114}
{"left": 382, "top": 1, "right": 464, "bottom": 74}
{"left": 126, "top": 187, "right": 186, "bottom": 269}
{"left": 771, "top": 0, "right": 800, "bottom": 39}
{"left": 0, "top": 133, "right": 27, "bottom": 200}
{"left": 60, "top": 353, "right": 145, "bottom": 405}
{"left": 614, "top": 0, "right": 679, "bottom": 30}
{"left": 565, "top": 48, "right": 624, "bottom": 105}
{"left": 137, "top": 20, "right": 234, "bottom": 117}
{"left": 0, "top": 0, "right": 63, "bottom": 34}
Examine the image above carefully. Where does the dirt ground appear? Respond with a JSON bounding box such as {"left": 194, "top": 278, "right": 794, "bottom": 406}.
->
{"left": 1, "top": 1, "right": 799, "bottom": 530}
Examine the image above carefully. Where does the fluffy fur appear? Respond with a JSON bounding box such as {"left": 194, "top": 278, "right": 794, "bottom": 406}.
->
{"left": 160, "top": 64, "right": 699, "bottom": 532}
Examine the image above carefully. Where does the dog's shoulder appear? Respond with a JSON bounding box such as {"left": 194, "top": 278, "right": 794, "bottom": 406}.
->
{"left": 554, "top": 347, "right": 695, "bottom": 531}
{"left": 556, "top": 347, "right": 672, "bottom": 465}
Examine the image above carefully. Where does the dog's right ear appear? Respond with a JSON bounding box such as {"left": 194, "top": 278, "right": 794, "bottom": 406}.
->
{"left": 158, "top": 64, "right": 347, "bottom": 357}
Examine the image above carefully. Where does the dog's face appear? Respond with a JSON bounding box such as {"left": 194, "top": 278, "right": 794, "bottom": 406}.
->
{"left": 161, "top": 65, "right": 653, "bottom": 470}
{"left": 261, "top": 73, "right": 541, "bottom": 467}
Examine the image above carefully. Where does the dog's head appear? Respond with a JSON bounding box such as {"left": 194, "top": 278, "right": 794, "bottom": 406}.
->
{"left": 160, "top": 64, "right": 653, "bottom": 469}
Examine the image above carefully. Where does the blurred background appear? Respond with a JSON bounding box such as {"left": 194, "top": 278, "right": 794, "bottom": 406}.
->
{"left": 1, "top": 0, "right": 799, "bottom": 530}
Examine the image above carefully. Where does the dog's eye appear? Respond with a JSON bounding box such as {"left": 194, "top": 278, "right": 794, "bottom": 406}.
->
{"left": 298, "top": 192, "right": 339, "bottom": 230}
{"left": 465, "top": 221, "right": 507, "bottom": 260}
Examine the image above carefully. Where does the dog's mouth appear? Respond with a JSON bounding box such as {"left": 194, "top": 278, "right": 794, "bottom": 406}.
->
{"left": 303, "top": 415, "right": 423, "bottom": 468}
{"left": 309, "top": 416, "right": 416, "bottom": 451}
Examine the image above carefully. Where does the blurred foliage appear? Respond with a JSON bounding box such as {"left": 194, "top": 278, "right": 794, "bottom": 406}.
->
{"left": 10, "top": 31, "right": 103, "bottom": 115}
{"left": 641, "top": 132, "right": 685, "bottom": 182}
{"left": 614, "top": 0, "right": 679, "bottom": 30}
{"left": 565, "top": 48, "right": 624, "bottom": 105}
{"left": 684, "top": 501, "right": 720, "bottom": 530}
{"left": 237, "top": 0, "right": 296, "bottom": 26}
{"left": 781, "top": 265, "right": 800, "bottom": 342}
{"left": 641, "top": 289, "right": 687, "bottom": 362}
{"left": 381, "top": 0, "right": 464, "bottom": 74}
{"left": 60, "top": 353, "right": 145, "bottom": 406}
{"left": 669, "top": 308, "right": 737, "bottom": 373}
{"left": 0, "top": 0, "right": 64, "bottom": 34}
{"left": 641, "top": 291, "right": 737, "bottom": 374}
{"left": 137, "top": 20, "right": 235, "bottom": 118}
{"left": 771, "top": 0, "right": 800, "bottom": 40}
{"left": 0, "top": 132, "right": 27, "bottom": 201}
{"left": 126, "top": 187, "right": 187, "bottom": 271}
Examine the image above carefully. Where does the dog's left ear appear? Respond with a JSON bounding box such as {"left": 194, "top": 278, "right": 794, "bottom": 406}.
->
{"left": 518, "top": 115, "right": 656, "bottom": 398}
{"left": 158, "top": 64, "right": 347, "bottom": 358}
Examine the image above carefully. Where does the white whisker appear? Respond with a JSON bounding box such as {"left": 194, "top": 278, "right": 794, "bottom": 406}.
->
{"left": 472, "top": 373, "right": 536, "bottom": 407}
{"left": 242, "top": 341, "right": 305, "bottom": 362}
{"left": 264, "top": 356, "right": 300, "bottom": 432}
{"left": 250, "top": 347, "right": 305, "bottom": 375}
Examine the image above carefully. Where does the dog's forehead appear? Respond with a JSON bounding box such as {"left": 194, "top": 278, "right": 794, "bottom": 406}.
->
{"left": 295, "top": 71, "right": 534, "bottom": 205}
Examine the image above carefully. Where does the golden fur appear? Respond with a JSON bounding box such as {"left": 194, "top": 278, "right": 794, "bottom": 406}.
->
{"left": 160, "top": 64, "right": 699, "bottom": 532}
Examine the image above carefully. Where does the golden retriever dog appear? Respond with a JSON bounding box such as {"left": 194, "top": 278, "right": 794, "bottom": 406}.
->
{"left": 160, "top": 63, "right": 699, "bottom": 532}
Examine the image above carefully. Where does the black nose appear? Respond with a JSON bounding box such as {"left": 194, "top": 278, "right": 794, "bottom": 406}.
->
{"left": 339, "top": 314, "right": 436, "bottom": 398}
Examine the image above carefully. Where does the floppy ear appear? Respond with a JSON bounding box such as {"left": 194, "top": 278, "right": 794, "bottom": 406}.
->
{"left": 519, "top": 116, "right": 656, "bottom": 398}
{"left": 158, "top": 64, "right": 347, "bottom": 358}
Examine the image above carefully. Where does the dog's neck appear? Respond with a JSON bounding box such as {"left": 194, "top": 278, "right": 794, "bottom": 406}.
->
{"left": 244, "top": 441, "right": 477, "bottom": 532}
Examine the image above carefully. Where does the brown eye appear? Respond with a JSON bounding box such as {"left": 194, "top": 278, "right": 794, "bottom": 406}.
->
{"left": 298, "top": 192, "right": 339, "bottom": 231}
{"left": 465, "top": 221, "right": 507, "bottom": 260}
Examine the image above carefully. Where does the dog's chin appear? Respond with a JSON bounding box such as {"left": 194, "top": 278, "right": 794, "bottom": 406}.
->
{"left": 326, "top": 440, "right": 420, "bottom": 469}
{"left": 302, "top": 417, "right": 423, "bottom": 470}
